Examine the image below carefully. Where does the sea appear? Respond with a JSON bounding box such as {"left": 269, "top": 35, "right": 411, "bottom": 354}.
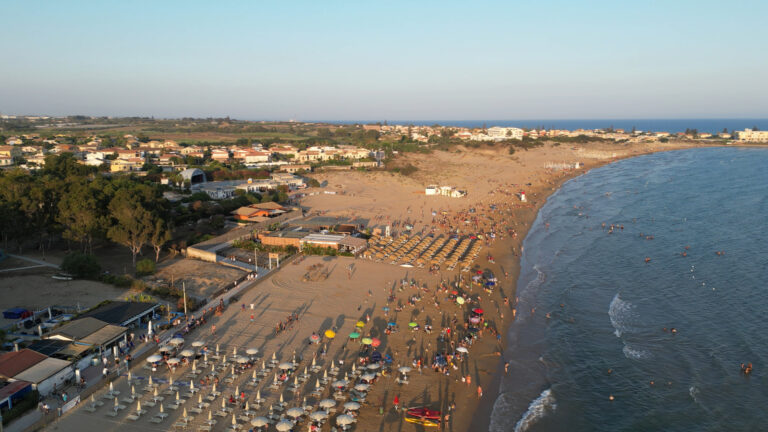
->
{"left": 322, "top": 119, "right": 768, "bottom": 134}
{"left": 489, "top": 147, "right": 768, "bottom": 432}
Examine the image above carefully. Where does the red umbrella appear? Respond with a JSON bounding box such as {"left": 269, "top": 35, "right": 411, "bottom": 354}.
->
{"left": 473, "top": 308, "right": 484, "bottom": 314}
{"left": 451, "top": 290, "right": 458, "bottom": 295}
{"left": 371, "top": 338, "right": 381, "bottom": 347}
{"left": 476, "top": 270, "right": 483, "bottom": 275}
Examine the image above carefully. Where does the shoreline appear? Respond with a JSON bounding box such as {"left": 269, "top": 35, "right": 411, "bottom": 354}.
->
{"left": 463, "top": 145, "right": 711, "bottom": 432}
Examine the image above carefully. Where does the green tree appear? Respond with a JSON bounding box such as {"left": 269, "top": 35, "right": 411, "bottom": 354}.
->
{"left": 149, "top": 218, "right": 171, "bottom": 262}
{"left": 107, "top": 189, "right": 153, "bottom": 267}
{"left": 61, "top": 252, "right": 101, "bottom": 279}
{"left": 135, "top": 258, "right": 156, "bottom": 276}
{"left": 57, "top": 179, "right": 108, "bottom": 253}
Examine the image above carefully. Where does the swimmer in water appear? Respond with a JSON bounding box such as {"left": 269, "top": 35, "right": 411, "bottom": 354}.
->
{"left": 645, "top": 257, "right": 651, "bottom": 263}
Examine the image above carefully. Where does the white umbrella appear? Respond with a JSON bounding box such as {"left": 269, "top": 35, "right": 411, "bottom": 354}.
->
{"left": 311, "top": 358, "right": 316, "bottom": 367}
{"left": 353, "top": 383, "right": 370, "bottom": 392}
{"left": 278, "top": 362, "right": 293, "bottom": 370}
{"left": 255, "top": 390, "right": 263, "bottom": 402}
{"left": 233, "top": 347, "right": 238, "bottom": 356}
{"left": 236, "top": 356, "right": 249, "bottom": 364}
{"left": 147, "top": 320, "right": 153, "bottom": 337}
{"left": 246, "top": 348, "right": 259, "bottom": 356}
{"left": 318, "top": 399, "right": 335, "bottom": 409}
{"left": 271, "top": 352, "right": 276, "bottom": 361}
{"left": 216, "top": 344, "right": 220, "bottom": 355}
{"left": 167, "top": 357, "right": 180, "bottom": 365}
{"left": 158, "top": 346, "right": 172, "bottom": 353}
{"left": 309, "top": 410, "right": 329, "bottom": 421}
{"left": 147, "top": 354, "right": 162, "bottom": 363}
{"left": 180, "top": 349, "right": 195, "bottom": 357}
{"left": 315, "top": 379, "right": 321, "bottom": 389}
{"left": 286, "top": 407, "right": 305, "bottom": 418}
{"left": 332, "top": 379, "right": 348, "bottom": 388}
{"left": 170, "top": 337, "right": 184, "bottom": 345}
{"left": 367, "top": 363, "right": 381, "bottom": 370}
{"left": 191, "top": 341, "right": 205, "bottom": 348}
{"left": 190, "top": 380, "right": 195, "bottom": 391}
{"left": 456, "top": 346, "right": 469, "bottom": 353}
{"left": 336, "top": 414, "right": 355, "bottom": 425}
{"left": 361, "top": 373, "right": 375, "bottom": 381}
{"left": 232, "top": 413, "right": 237, "bottom": 426}
{"left": 398, "top": 366, "right": 412, "bottom": 374}
{"left": 251, "top": 417, "right": 269, "bottom": 427}
{"left": 343, "top": 401, "right": 360, "bottom": 411}
{"left": 276, "top": 420, "right": 295, "bottom": 431}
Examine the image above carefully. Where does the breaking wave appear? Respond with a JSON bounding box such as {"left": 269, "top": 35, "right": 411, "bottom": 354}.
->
{"left": 514, "top": 388, "right": 556, "bottom": 432}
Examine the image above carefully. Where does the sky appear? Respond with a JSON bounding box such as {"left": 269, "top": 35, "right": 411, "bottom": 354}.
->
{"left": 1, "top": 0, "right": 767, "bottom": 121}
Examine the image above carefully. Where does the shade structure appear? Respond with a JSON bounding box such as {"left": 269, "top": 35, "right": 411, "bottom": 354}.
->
{"left": 309, "top": 334, "right": 320, "bottom": 343}
{"left": 275, "top": 420, "right": 295, "bottom": 431}
{"left": 318, "top": 399, "right": 336, "bottom": 409}
{"left": 286, "top": 407, "right": 305, "bottom": 418}
{"left": 324, "top": 330, "right": 336, "bottom": 339}
{"left": 371, "top": 338, "right": 381, "bottom": 347}
{"left": 251, "top": 417, "right": 269, "bottom": 427}
{"left": 355, "top": 321, "right": 365, "bottom": 328}
{"left": 158, "top": 346, "right": 172, "bottom": 353}
{"left": 398, "top": 366, "right": 412, "bottom": 373}
{"left": 309, "top": 410, "right": 329, "bottom": 421}
{"left": 180, "top": 349, "right": 195, "bottom": 357}
{"left": 278, "top": 362, "right": 294, "bottom": 370}
{"left": 361, "top": 338, "right": 373, "bottom": 345}
{"left": 408, "top": 322, "right": 418, "bottom": 328}
{"left": 343, "top": 401, "right": 360, "bottom": 411}
{"left": 361, "top": 373, "right": 375, "bottom": 381}
{"left": 236, "top": 356, "right": 249, "bottom": 364}
{"left": 246, "top": 348, "right": 259, "bottom": 355}
{"left": 337, "top": 414, "right": 355, "bottom": 425}
{"left": 146, "top": 354, "right": 162, "bottom": 363}
{"left": 169, "top": 337, "right": 184, "bottom": 345}
{"left": 191, "top": 341, "right": 205, "bottom": 347}
{"left": 353, "top": 383, "right": 370, "bottom": 392}
{"left": 348, "top": 332, "right": 360, "bottom": 339}
{"left": 331, "top": 379, "right": 348, "bottom": 388}
{"left": 456, "top": 296, "right": 465, "bottom": 305}
{"left": 366, "top": 363, "right": 381, "bottom": 370}
{"left": 456, "top": 346, "right": 469, "bottom": 353}
{"left": 166, "top": 357, "right": 180, "bottom": 365}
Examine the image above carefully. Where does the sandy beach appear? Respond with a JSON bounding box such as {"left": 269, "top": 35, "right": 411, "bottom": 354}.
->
{"left": 46, "top": 141, "right": 701, "bottom": 432}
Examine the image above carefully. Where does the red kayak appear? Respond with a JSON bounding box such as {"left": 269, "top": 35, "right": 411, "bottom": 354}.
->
{"left": 406, "top": 407, "right": 442, "bottom": 420}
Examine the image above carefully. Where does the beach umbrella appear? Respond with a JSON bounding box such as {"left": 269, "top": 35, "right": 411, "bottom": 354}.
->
{"left": 323, "top": 370, "right": 328, "bottom": 379}
{"left": 147, "top": 320, "right": 153, "bottom": 337}
{"left": 371, "top": 337, "right": 381, "bottom": 347}
{"left": 311, "top": 358, "right": 316, "bottom": 367}
{"left": 351, "top": 363, "right": 356, "bottom": 372}
{"left": 279, "top": 393, "right": 285, "bottom": 405}
{"left": 252, "top": 370, "right": 257, "bottom": 380}
{"left": 361, "top": 373, "right": 375, "bottom": 381}
{"left": 160, "top": 403, "right": 164, "bottom": 414}
{"left": 245, "top": 401, "right": 249, "bottom": 411}
{"left": 343, "top": 401, "right": 360, "bottom": 411}
{"left": 216, "top": 344, "right": 220, "bottom": 355}
{"left": 191, "top": 341, "right": 204, "bottom": 348}
{"left": 198, "top": 394, "right": 203, "bottom": 405}
{"left": 222, "top": 398, "right": 226, "bottom": 409}
{"left": 473, "top": 308, "right": 484, "bottom": 314}
{"left": 180, "top": 349, "right": 195, "bottom": 357}
{"left": 354, "top": 383, "right": 370, "bottom": 392}
{"left": 236, "top": 356, "right": 249, "bottom": 364}
{"left": 232, "top": 413, "right": 237, "bottom": 426}
{"left": 154, "top": 388, "right": 159, "bottom": 398}
{"left": 128, "top": 371, "right": 132, "bottom": 382}
{"left": 456, "top": 296, "right": 465, "bottom": 305}
{"left": 149, "top": 376, "right": 154, "bottom": 386}
{"left": 318, "top": 399, "right": 336, "bottom": 409}
{"left": 348, "top": 332, "right": 360, "bottom": 339}
{"left": 182, "top": 407, "right": 188, "bottom": 419}
{"left": 324, "top": 329, "right": 336, "bottom": 339}
{"left": 109, "top": 382, "right": 114, "bottom": 393}
{"left": 408, "top": 322, "right": 418, "bottom": 328}
{"left": 170, "top": 337, "right": 184, "bottom": 346}
{"left": 355, "top": 321, "right": 365, "bottom": 328}
{"left": 251, "top": 417, "right": 269, "bottom": 427}
{"left": 137, "top": 400, "right": 142, "bottom": 412}
{"left": 279, "top": 362, "right": 293, "bottom": 370}
{"left": 309, "top": 411, "right": 329, "bottom": 421}
{"left": 276, "top": 420, "right": 295, "bottom": 431}
{"left": 332, "top": 379, "right": 348, "bottom": 388}
{"left": 367, "top": 363, "right": 381, "bottom": 370}
{"left": 167, "top": 357, "right": 180, "bottom": 365}
{"left": 207, "top": 410, "right": 211, "bottom": 420}
{"left": 286, "top": 407, "right": 305, "bottom": 418}
{"left": 176, "top": 391, "right": 180, "bottom": 403}
{"left": 336, "top": 414, "right": 355, "bottom": 425}
{"left": 309, "top": 334, "right": 320, "bottom": 343}
{"left": 147, "top": 354, "right": 162, "bottom": 363}
{"left": 315, "top": 379, "right": 321, "bottom": 389}
{"left": 246, "top": 348, "right": 259, "bottom": 356}
{"left": 469, "top": 316, "right": 481, "bottom": 324}
{"left": 131, "top": 385, "right": 136, "bottom": 396}
{"left": 456, "top": 346, "right": 469, "bottom": 353}
{"left": 361, "top": 338, "right": 373, "bottom": 345}
{"left": 331, "top": 360, "right": 336, "bottom": 369}
{"left": 235, "top": 385, "right": 239, "bottom": 396}
{"left": 233, "top": 347, "right": 238, "bottom": 356}
{"left": 272, "top": 352, "right": 277, "bottom": 361}
{"left": 398, "top": 366, "right": 412, "bottom": 374}
{"left": 158, "top": 346, "right": 172, "bottom": 353}
{"left": 382, "top": 306, "right": 390, "bottom": 312}
{"left": 190, "top": 380, "right": 195, "bottom": 391}
{"left": 255, "top": 390, "right": 263, "bottom": 402}
{"left": 262, "top": 360, "right": 267, "bottom": 369}
{"left": 388, "top": 322, "right": 397, "bottom": 327}
{"left": 223, "top": 355, "right": 228, "bottom": 364}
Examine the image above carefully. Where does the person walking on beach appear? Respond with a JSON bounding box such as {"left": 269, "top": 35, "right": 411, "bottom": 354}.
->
{"left": 477, "top": 385, "right": 483, "bottom": 399}
{"left": 393, "top": 395, "right": 399, "bottom": 411}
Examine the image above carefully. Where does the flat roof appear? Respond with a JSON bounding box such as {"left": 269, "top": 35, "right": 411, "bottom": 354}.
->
{"left": 13, "top": 358, "right": 71, "bottom": 384}
{"left": 266, "top": 230, "right": 309, "bottom": 239}
{"left": 302, "top": 233, "right": 346, "bottom": 243}
{"left": 292, "top": 216, "right": 369, "bottom": 229}
{"left": 0, "top": 349, "right": 47, "bottom": 378}
{"left": 80, "top": 324, "right": 127, "bottom": 347}
{"left": 50, "top": 317, "right": 108, "bottom": 340}
{"left": 0, "top": 380, "right": 32, "bottom": 402}
{"left": 80, "top": 301, "right": 159, "bottom": 326}
{"left": 26, "top": 339, "right": 72, "bottom": 357}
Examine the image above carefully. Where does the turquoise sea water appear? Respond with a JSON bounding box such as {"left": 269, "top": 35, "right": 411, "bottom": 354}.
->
{"left": 490, "top": 147, "right": 768, "bottom": 432}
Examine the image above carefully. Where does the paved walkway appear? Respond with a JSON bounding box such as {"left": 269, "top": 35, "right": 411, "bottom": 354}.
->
{"left": 7, "top": 254, "right": 60, "bottom": 269}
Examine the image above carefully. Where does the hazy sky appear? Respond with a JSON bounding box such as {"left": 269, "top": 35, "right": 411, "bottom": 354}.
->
{"left": 2, "top": 0, "right": 767, "bottom": 120}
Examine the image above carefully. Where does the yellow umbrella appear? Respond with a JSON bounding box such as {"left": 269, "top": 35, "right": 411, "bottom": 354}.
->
{"left": 324, "top": 329, "right": 335, "bottom": 339}
{"left": 355, "top": 321, "right": 365, "bottom": 328}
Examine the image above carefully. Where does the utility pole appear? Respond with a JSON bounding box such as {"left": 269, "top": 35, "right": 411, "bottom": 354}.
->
{"left": 182, "top": 282, "right": 187, "bottom": 318}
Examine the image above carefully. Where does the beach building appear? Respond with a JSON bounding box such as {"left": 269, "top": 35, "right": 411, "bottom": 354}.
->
{"left": 0, "top": 379, "right": 33, "bottom": 411}
{"left": 0, "top": 349, "right": 72, "bottom": 397}
{"left": 425, "top": 185, "right": 466, "bottom": 198}
{"left": 258, "top": 229, "right": 310, "bottom": 249}
{"left": 736, "top": 128, "right": 768, "bottom": 142}
{"left": 79, "top": 301, "right": 159, "bottom": 328}
{"left": 289, "top": 216, "right": 368, "bottom": 233}
{"left": 301, "top": 233, "right": 347, "bottom": 250}
{"left": 232, "top": 202, "right": 288, "bottom": 222}
{"left": 46, "top": 317, "right": 128, "bottom": 357}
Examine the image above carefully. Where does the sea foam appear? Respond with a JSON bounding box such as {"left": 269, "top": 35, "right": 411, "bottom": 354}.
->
{"left": 514, "top": 388, "right": 556, "bottom": 432}
{"left": 609, "top": 293, "right": 634, "bottom": 337}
